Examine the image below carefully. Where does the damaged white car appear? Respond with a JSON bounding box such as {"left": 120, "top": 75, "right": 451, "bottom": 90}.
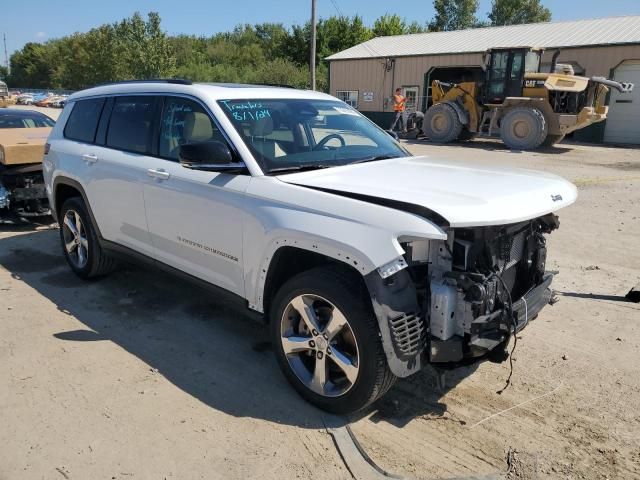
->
{"left": 44, "top": 81, "right": 577, "bottom": 413}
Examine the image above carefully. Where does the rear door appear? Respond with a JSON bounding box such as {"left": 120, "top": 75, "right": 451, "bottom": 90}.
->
{"left": 142, "top": 95, "right": 249, "bottom": 296}
{"left": 78, "top": 95, "right": 160, "bottom": 256}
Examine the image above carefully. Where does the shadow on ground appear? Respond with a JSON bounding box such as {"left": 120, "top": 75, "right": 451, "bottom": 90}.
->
{"left": 403, "top": 138, "right": 573, "bottom": 155}
{"left": 0, "top": 226, "right": 477, "bottom": 432}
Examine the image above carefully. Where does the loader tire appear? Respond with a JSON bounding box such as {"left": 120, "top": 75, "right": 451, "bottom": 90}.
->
{"left": 424, "top": 103, "right": 463, "bottom": 143}
{"left": 542, "top": 134, "right": 565, "bottom": 147}
{"left": 500, "top": 107, "right": 548, "bottom": 150}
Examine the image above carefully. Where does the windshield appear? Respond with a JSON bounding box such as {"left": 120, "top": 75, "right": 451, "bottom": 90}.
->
{"left": 218, "top": 98, "right": 408, "bottom": 173}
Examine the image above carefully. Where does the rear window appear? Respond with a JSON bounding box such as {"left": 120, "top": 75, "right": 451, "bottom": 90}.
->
{"left": 106, "top": 96, "right": 156, "bottom": 154}
{"left": 64, "top": 98, "right": 105, "bottom": 143}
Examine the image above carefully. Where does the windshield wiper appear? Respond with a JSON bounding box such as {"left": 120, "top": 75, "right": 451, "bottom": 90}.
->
{"left": 268, "top": 164, "right": 334, "bottom": 175}
{"left": 350, "top": 154, "right": 400, "bottom": 165}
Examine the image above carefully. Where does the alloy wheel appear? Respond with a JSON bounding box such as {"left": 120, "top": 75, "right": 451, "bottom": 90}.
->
{"left": 280, "top": 294, "right": 359, "bottom": 397}
{"left": 62, "top": 210, "right": 89, "bottom": 269}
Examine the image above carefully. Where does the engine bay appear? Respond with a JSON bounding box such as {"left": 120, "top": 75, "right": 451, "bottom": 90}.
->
{"left": 400, "top": 213, "right": 560, "bottom": 364}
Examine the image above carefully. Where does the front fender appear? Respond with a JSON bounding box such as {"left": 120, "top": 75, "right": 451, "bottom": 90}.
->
{"left": 247, "top": 225, "right": 403, "bottom": 312}
{"left": 243, "top": 176, "right": 447, "bottom": 313}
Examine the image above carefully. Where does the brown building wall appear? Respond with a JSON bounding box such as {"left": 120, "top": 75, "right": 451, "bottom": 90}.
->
{"left": 329, "top": 45, "right": 640, "bottom": 113}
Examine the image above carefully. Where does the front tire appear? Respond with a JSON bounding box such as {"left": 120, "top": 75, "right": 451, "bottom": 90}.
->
{"left": 424, "top": 103, "right": 463, "bottom": 143}
{"left": 500, "top": 107, "right": 548, "bottom": 150}
{"left": 270, "top": 266, "right": 396, "bottom": 414}
{"left": 59, "top": 197, "right": 116, "bottom": 279}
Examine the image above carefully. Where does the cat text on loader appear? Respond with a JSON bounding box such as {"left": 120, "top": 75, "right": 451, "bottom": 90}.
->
{"left": 424, "top": 47, "right": 634, "bottom": 149}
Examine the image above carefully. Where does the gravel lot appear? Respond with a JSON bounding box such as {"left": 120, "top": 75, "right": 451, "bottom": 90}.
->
{"left": 1, "top": 107, "right": 639, "bottom": 479}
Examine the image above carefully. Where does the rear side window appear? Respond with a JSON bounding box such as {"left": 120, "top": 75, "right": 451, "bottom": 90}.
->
{"left": 64, "top": 98, "right": 105, "bottom": 143}
{"left": 106, "top": 96, "right": 156, "bottom": 154}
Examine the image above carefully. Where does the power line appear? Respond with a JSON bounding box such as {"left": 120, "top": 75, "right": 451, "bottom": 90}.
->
{"left": 329, "top": 0, "right": 344, "bottom": 17}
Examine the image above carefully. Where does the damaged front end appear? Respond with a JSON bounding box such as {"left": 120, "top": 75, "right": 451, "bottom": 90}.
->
{"left": 370, "top": 213, "right": 560, "bottom": 376}
{"left": 0, "top": 164, "right": 51, "bottom": 219}
{"left": 423, "top": 214, "right": 559, "bottom": 364}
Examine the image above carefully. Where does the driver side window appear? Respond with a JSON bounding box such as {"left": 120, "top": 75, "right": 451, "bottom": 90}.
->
{"left": 159, "top": 97, "right": 226, "bottom": 160}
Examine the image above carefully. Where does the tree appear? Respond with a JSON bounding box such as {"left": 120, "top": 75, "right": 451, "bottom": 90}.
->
{"left": 373, "top": 14, "right": 407, "bottom": 36}
{"left": 0, "top": 65, "right": 8, "bottom": 81}
{"left": 115, "top": 12, "right": 176, "bottom": 79}
{"left": 429, "top": 0, "right": 480, "bottom": 32}
{"left": 8, "top": 42, "right": 55, "bottom": 88}
{"left": 488, "top": 0, "right": 551, "bottom": 26}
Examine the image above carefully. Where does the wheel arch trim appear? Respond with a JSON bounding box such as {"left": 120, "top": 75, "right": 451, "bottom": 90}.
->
{"left": 52, "top": 176, "right": 103, "bottom": 239}
{"left": 250, "top": 236, "right": 377, "bottom": 313}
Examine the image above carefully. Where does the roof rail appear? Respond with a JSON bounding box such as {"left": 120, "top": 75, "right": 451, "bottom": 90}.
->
{"left": 92, "top": 78, "right": 193, "bottom": 88}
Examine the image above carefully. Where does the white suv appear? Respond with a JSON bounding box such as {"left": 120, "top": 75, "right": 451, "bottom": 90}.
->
{"left": 43, "top": 80, "right": 577, "bottom": 413}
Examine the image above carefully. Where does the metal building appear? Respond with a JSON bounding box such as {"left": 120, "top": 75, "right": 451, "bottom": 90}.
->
{"left": 327, "top": 15, "right": 640, "bottom": 144}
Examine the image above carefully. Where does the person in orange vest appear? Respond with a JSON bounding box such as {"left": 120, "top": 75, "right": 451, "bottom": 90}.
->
{"left": 390, "top": 88, "right": 407, "bottom": 133}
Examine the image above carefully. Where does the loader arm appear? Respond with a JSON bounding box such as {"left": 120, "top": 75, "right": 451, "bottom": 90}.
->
{"left": 589, "top": 77, "right": 634, "bottom": 94}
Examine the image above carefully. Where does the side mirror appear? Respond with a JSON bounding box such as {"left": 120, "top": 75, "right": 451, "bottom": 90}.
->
{"left": 179, "top": 141, "right": 233, "bottom": 168}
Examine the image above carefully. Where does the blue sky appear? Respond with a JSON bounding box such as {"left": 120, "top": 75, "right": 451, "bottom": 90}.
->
{"left": 2, "top": 0, "right": 640, "bottom": 60}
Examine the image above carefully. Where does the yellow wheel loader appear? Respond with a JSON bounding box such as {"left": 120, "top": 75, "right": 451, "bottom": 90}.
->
{"left": 425, "top": 47, "right": 634, "bottom": 149}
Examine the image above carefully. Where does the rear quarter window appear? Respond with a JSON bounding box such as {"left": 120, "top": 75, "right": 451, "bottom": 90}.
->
{"left": 63, "top": 98, "right": 106, "bottom": 143}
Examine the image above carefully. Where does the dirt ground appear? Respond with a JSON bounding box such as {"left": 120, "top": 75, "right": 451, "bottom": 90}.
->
{"left": 1, "top": 108, "right": 639, "bottom": 479}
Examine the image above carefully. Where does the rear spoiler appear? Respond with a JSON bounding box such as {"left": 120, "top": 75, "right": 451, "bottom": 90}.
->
{"left": 590, "top": 77, "right": 634, "bottom": 93}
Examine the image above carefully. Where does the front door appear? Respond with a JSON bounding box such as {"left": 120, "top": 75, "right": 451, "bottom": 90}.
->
{"left": 143, "top": 96, "right": 249, "bottom": 296}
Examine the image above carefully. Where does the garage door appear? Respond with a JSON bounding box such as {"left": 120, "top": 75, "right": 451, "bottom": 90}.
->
{"left": 604, "top": 60, "right": 640, "bottom": 144}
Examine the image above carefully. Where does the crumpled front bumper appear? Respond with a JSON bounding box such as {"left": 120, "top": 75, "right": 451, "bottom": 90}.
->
{"left": 430, "top": 273, "right": 554, "bottom": 363}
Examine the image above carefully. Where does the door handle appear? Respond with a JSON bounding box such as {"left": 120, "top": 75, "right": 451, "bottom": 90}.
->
{"left": 147, "top": 168, "right": 170, "bottom": 180}
{"left": 82, "top": 153, "right": 98, "bottom": 164}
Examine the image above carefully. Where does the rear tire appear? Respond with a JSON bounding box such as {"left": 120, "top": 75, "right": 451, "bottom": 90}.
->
{"left": 59, "top": 197, "right": 116, "bottom": 279}
{"left": 424, "top": 103, "right": 463, "bottom": 143}
{"left": 542, "top": 134, "right": 565, "bottom": 147}
{"left": 500, "top": 107, "right": 548, "bottom": 150}
{"left": 270, "top": 266, "right": 396, "bottom": 414}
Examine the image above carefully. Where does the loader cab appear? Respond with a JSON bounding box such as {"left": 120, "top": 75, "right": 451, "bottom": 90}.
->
{"left": 483, "top": 47, "right": 542, "bottom": 104}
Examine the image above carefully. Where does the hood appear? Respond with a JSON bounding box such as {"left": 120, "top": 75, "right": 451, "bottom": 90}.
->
{"left": 277, "top": 156, "right": 577, "bottom": 228}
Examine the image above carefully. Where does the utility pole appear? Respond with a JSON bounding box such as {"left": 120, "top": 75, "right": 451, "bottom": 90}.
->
{"left": 3, "top": 34, "right": 8, "bottom": 75}
{"left": 310, "top": 0, "right": 317, "bottom": 90}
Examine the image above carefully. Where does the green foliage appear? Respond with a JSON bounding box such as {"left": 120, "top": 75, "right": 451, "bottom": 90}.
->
{"left": 7, "top": 5, "right": 553, "bottom": 91}
{"left": 372, "top": 14, "right": 427, "bottom": 36}
{"left": 0, "top": 65, "right": 8, "bottom": 81}
{"left": 488, "top": 0, "right": 552, "bottom": 26}
{"left": 429, "top": 0, "right": 480, "bottom": 31}
{"left": 8, "top": 42, "right": 55, "bottom": 88}
{"left": 9, "top": 12, "right": 175, "bottom": 90}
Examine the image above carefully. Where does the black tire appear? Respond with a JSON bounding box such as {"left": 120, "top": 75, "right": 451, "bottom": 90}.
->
{"left": 58, "top": 197, "right": 116, "bottom": 279}
{"left": 424, "top": 103, "right": 463, "bottom": 143}
{"left": 500, "top": 107, "right": 548, "bottom": 150}
{"left": 542, "top": 134, "right": 565, "bottom": 147}
{"left": 270, "top": 266, "right": 396, "bottom": 414}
